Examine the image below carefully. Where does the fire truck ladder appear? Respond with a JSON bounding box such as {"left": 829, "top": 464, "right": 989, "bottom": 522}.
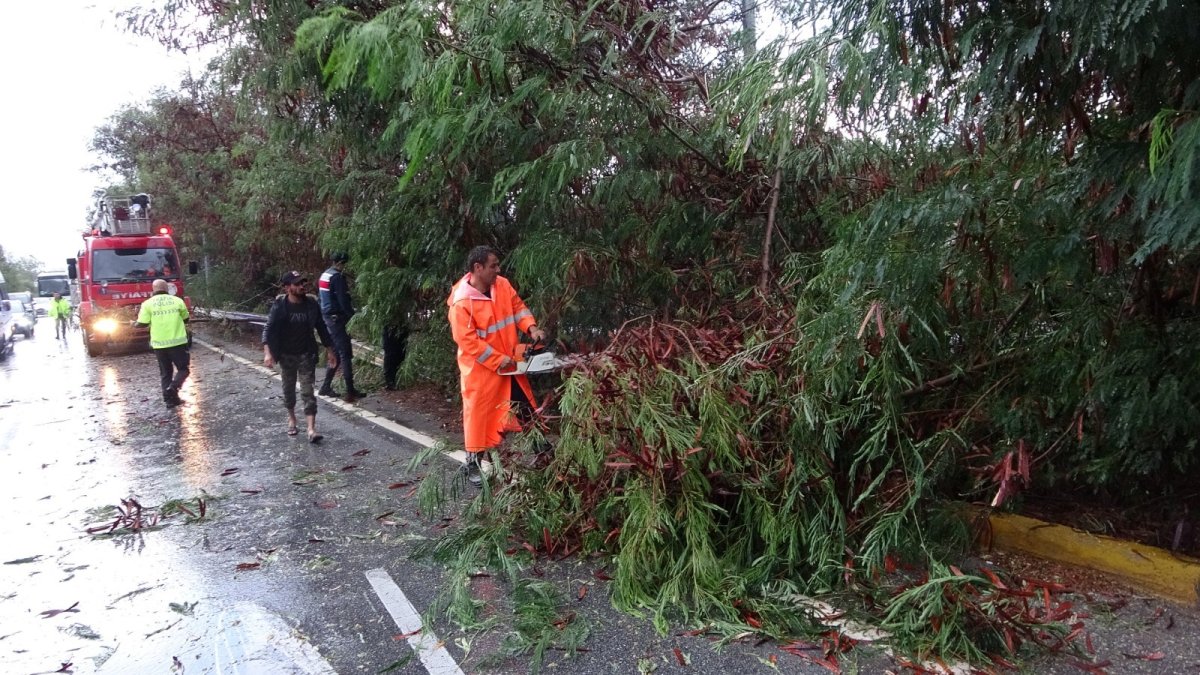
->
{"left": 94, "top": 193, "right": 153, "bottom": 236}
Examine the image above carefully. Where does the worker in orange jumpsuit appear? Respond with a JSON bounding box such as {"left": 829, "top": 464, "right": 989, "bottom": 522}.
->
{"left": 447, "top": 245, "right": 546, "bottom": 486}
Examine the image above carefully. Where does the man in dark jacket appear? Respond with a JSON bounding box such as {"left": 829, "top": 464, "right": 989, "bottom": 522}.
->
{"left": 317, "top": 252, "right": 363, "bottom": 402}
{"left": 263, "top": 271, "right": 337, "bottom": 443}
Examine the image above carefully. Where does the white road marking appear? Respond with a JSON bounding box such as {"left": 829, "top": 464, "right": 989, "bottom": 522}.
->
{"left": 365, "top": 568, "right": 466, "bottom": 675}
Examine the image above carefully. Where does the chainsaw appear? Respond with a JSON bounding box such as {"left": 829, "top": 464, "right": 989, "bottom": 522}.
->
{"left": 499, "top": 341, "right": 567, "bottom": 375}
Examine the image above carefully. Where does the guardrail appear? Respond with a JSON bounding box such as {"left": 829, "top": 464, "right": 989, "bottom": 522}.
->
{"left": 197, "top": 307, "right": 384, "bottom": 367}
{"left": 200, "top": 307, "right": 270, "bottom": 326}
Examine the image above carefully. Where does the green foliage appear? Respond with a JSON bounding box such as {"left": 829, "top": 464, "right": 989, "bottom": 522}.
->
{"left": 498, "top": 580, "right": 590, "bottom": 673}
{"left": 0, "top": 246, "right": 41, "bottom": 294}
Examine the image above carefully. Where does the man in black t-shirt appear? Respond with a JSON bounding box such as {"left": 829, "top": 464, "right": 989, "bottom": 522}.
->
{"left": 263, "top": 271, "right": 337, "bottom": 443}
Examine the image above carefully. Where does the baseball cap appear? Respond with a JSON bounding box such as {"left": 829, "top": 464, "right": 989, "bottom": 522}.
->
{"left": 280, "top": 271, "right": 306, "bottom": 285}
{"left": 331, "top": 251, "right": 349, "bottom": 263}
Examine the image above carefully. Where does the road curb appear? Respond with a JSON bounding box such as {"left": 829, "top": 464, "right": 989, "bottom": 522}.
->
{"left": 979, "top": 511, "right": 1200, "bottom": 606}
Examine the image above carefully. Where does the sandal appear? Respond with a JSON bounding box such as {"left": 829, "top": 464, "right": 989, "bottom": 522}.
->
{"left": 308, "top": 431, "right": 324, "bottom": 444}
{"left": 287, "top": 425, "right": 299, "bottom": 436}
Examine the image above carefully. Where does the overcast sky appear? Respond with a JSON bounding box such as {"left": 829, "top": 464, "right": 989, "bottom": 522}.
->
{"left": 0, "top": 1, "right": 210, "bottom": 269}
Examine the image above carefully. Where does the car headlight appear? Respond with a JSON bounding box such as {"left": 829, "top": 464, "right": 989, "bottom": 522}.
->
{"left": 94, "top": 317, "right": 120, "bottom": 335}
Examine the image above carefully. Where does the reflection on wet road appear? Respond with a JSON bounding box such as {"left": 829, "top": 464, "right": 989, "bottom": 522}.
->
{"left": 0, "top": 321, "right": 343, "bottom": 674}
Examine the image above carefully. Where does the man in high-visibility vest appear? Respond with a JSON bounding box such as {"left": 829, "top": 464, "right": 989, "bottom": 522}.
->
{"left": 48, "top": 292, "right": 72, "bottom": 339}
{"left": 447, "top": 245, "right": 546, "bottom": 486}
{"left": 136, "top": 279, "right": 191, "bottom": 406}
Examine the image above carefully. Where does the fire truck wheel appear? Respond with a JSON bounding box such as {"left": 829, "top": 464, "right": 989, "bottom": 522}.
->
{"left": 84, "top": 331, "right": 103, "bottom": 357}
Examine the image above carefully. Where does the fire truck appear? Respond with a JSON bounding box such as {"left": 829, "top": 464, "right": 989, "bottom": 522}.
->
{"left": 67, "top": 193, "right": 194, "bottom": 357}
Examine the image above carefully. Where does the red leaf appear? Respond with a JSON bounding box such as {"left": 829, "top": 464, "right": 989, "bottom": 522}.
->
{"left": 220, "top": 468, "right": 240, "bottom": 476}
{"left": 315, "top": 500, "right": 337, "bottom": 509}
{"left": 552, "top": 611, "right": 576, "bottom": 630}
{"left": 981, "top": 567, "right": 1007, "bottom": 589}
{"left": 594, "top": 568, "right": 613, "bottom": 581}
{"left": 1070, "top": 659, "right": 1111, "bottom": 674}
{"left": 235, "top": 562, "right": 261, "bottom": 571}
{"left": 577, "top": 585, "right": 588, "bottom": 601}
{"left": 392, "top": 629, "right": 421, "bottom": 640}
{"left": 673, "top": 647, "right": 686, "bottom": 666}
{"left": 387, "top": 481, "right": 410, "bottom": 489}
{"left": 352, "top": 449, "right": 371, "bottom": 457}
{"left": 240, "top": 489, "right": 261, "bottom": 495}
{"left": 340, "top": 465, "right": 358, "bottom": 472}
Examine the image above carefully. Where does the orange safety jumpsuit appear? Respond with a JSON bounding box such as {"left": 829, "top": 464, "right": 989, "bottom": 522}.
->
{"left": 447, "top": 273, "right": 539, "bottom": 453}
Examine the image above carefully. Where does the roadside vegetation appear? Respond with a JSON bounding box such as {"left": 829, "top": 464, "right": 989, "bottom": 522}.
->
{"left": 0, "top": 245, "right": 41, "bottom": 293}
{"left": 91, "top": 0, "right": 1200, "bottom": 668}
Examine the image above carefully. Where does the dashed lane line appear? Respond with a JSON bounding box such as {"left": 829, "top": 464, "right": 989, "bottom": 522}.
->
{"left": 366, "top": 568, "right": 467, "bottom": 675}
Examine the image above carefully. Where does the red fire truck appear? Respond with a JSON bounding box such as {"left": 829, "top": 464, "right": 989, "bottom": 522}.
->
{"left": 67, "top": 193, "right": 194, "bottom": 357}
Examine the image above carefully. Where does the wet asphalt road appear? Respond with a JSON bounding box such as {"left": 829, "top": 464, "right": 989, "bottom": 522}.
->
{"left": 3, "top": 317, "right": 1199, "bottom": 675}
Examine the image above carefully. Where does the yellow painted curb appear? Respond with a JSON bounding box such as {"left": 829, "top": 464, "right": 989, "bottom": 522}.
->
{"left": 980, "top": 511, "right": 1200, "bottom": 606}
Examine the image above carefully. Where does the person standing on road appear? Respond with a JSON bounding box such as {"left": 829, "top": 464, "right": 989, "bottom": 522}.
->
{"left": 317, "top": 252, "right": 363, "bottom": 403}
{"left": 447, "top": 245, "right": 546, "bottom": 486}
{"left": 382, "top": 322, "right": 408, "bottom": 391}
{"left": 136, "top": 279, "right": 190, "bottom": 406}
{"left": 263, "top": 271, "right": 337, "bottom": 444}
{"left": 49, "top": 292, "right": 72, "bottom": 340}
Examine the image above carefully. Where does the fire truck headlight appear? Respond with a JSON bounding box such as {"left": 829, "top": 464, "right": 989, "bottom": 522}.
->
{"left": 94, "top": 318, "right": 120, "bottom": 335}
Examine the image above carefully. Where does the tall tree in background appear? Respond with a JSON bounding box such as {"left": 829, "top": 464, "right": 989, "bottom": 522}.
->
{"left": 90, "top": 67, "right": 332, "bottom": 308}
{"left": 0, "top": 246, "right": 41, "bottom": 293}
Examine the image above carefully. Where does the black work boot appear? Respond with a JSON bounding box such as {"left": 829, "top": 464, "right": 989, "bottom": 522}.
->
{"left": 317, "top": 371, "right": 336, "bottom": 397}
{"left": 461, "top": 453, "right": 484, "bottom": 487}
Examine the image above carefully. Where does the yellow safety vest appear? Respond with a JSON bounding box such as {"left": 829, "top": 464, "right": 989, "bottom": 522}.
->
{"left": 49, "top": 298, "right": 72, "bottom": 318}
{"left": 136, "top": 293, "right": 190, "bottom": 349}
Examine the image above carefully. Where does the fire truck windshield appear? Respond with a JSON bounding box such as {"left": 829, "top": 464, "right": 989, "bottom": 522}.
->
{"left": 92, "top": 248, "right": 180, "bottom": 282}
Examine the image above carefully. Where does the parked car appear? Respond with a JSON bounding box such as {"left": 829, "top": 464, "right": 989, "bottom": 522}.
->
{"left": 9, "top": 301, "right": 34, "bottom": 339}
{"left": 0, "top": 299, "right": 13, "bottom": 357}
{"left": 9, "top": 291, "right": 32, "bottom": 310}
